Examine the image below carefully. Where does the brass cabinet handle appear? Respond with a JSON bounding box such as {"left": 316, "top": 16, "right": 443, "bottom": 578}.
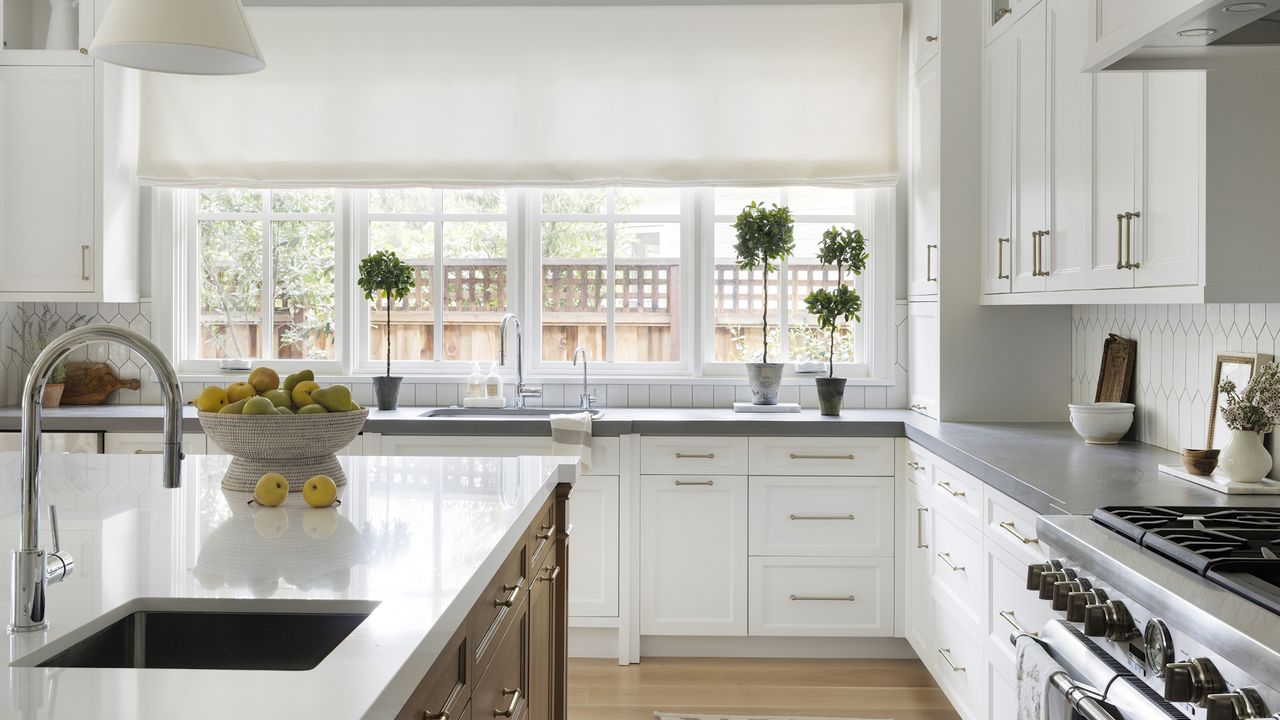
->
{"left": 494, "top": 689, "right": 520, "bottom": 718}
{"left": 79, "top": 47, "right": 88, "bottom": 55}
{"left": 1115, "top": 213, "right": 1126, "bottom": 270}
{"left": 999, "top": 520, "right": 1039, "bottom": 545}
{"left": 789, "top": 453, "right": 854, "bottom": 460}
{"left": 1124, "top": 211, "right": 1140, "bottom": 269}
{"left": 910, "top": 403, "right": 928, "bottom": 412}
{"left": 536, "top": 523, "right": 556, "bottom": 540}
{"left": 925, "top": 35, "right": 939, "bottom": 42}
{"left": 999, "top": 609, "right": 1037, "bottom": 637}
{"left": 675, "top": 452, "right": 714, "bottom": 459}
{"left": 1033, "top": 231, "right": 1051, "bottom": 276}
{"left": 916, "top": 507, "right": 929, "bottom": 549}
{"left": 81, "top": 245, "right": 91, "bottom": 281}
{"left": 424, "top": 712, "right": 449, "bottom": 720}
{"left": 133, "top": 449, "right": 163, "bottom": 455}
{"left": 996, "top": 7, "right": 1013, "bottom": 18}
{"left": 790, "top": 514, "right": 856, "bottom": 521}
{"left": 997, "top": 238, "right": 1010, "bottom": 280}
{"left": 539, "top": 565, "right": 561, "bottom": 582}
{"left": 790, "top": 594, "right": 856, "bottom": 602}
{"left": 1032, "top": 231, "right": 1040, "bottom": 277}
{"left": 674, "top": 479, "right": 714, "bottom": 486}
{"left": 937, "top": 648, "right": 966, "bottom": 672}
{"left": 937, "top": 480, "right": 966, "bottom": 498}
{"left": 937, "top": 552, "right": 966, "bottom": 572}
{"left": 494, "top": 583, "right": 521, "bottom": 608}
{"left": 926, "top": 244, "right": 939, "bottom": 282}
{"left": 907, "top": 460, "right": 926, "bottom": 471}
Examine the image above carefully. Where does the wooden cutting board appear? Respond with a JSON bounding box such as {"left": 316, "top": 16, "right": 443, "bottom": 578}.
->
{"left": 61, "top": 362, "right": 141, "bottom": 405}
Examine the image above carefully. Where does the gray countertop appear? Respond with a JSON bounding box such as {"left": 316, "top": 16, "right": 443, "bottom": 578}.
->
{"left": 2, "top": 405, "right": 1274, "bottom": 515}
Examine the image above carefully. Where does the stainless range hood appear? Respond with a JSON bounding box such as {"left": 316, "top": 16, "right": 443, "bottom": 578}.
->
{"left": 1086, "top": 0, "right": 1280, "bottom": 71}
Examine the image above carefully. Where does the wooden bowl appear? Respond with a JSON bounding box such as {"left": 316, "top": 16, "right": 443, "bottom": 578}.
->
{"left": 1181, "top": 448, "right": 1221, "bottom": 476}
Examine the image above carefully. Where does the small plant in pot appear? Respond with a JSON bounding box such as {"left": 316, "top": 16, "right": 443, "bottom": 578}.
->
{"left": 8, "top": 305, "right": 87, "bottom": 409}
{"left": 734, "top": 201, "right": 795, "bottom": 405}
{"left": 804, "top": 227, "right": 869, "bottom": 416}
{"left": 358, "top": 250, "right": 416, "bottom": 411}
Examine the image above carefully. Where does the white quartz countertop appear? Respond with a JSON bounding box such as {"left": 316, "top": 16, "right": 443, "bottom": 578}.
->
{"left": 0, "top": 452, "right": 576, "bottom": 719}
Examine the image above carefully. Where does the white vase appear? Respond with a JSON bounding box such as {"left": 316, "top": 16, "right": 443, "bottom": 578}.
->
{"left": 1219, "top": 429, "right": 1273, "bottom": 484}
{"left": 45, "top": 0, "right": 78, "bottom": 51}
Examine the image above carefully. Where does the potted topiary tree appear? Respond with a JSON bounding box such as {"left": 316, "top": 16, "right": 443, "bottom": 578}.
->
{"left": 358, "top": 250, "right": 416, "bottom": 410}
{"left": 804, "top": 226, "right": 869, "bottom": 416}
{"left": 734, "top": 201, "right": 795, "bottom": 405}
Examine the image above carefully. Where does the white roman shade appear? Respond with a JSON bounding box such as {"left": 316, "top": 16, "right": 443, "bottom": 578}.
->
{"left": 139, "top": 4, "right": 903, "bottom": 188}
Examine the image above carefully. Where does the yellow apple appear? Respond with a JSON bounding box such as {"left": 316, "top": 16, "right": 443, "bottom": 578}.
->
{"left": 226, "top": 382, "right": 257, "bottom": 403}
{"left": 292, "top": 380, "right": 321, "bottom": 407}
{"left": 248, "top": 367, "right": 280, "bottom": 394}
{"left": 253, "top": 472, "right": 289, "bottom": 507}
{"left": 302, "top": 474, "right": 338, "bottom": 508}
{"left": 193, "top": 386, "right": 228, "bottom": 413}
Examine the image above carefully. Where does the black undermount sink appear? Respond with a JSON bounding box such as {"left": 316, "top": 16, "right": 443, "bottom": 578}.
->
{"left": 17, "top": 599, "right": 378, "bottom": 671}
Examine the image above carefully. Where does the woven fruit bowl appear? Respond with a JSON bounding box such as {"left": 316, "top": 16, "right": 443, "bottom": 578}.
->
{"left": 198, "top": 409, "right": 367, "bottom": 491}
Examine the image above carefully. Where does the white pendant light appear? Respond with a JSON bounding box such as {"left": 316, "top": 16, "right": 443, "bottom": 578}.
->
{"left": 89, "top": 0, "right": 264, "bottom": 75}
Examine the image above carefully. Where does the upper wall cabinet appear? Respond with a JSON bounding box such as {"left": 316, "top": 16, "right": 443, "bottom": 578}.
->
{"left": 1084, "top": 0, "right": 1280, "bottom": 72}
{"left": 1, "top": 0, "right": 94, "bottom": 65}
{"left": 0, "top": 0, "right": 141, "bottom": 303}
{"left": 910, "top": 0, "right": 940, "bottom": 77}
{"left": 981, "top": 0, "right": 1280, "bottom": 305}
{"left": 908, "top": 57, "right": 941, "bottom": 299}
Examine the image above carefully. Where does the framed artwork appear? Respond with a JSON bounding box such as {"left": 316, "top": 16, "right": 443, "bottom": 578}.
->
{"left": 1207, "top": 352, "right": 1274, "bottom": 448}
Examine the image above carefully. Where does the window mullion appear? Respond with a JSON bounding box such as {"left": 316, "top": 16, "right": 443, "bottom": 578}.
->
{"left": 261, "top": 192, "right": 274, "bottom": 361}
{"left": 605, "top": 190, "right": 617, "bottom": 363}
{"left": 433, "top": 189, "right": 446, "bottom": 362}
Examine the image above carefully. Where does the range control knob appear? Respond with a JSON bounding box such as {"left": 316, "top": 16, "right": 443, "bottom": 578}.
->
{"left": 1026, "top": 560, "right": 1064, "bottom": 591}
{"left": 1039, "top": 569, "right": 1079, "bottom": 600}
{"left": 1164, "top": 657, "right": 1226, "bottom": 707}
{"left": 1052, "top": 578, "right": 1093, "bottom": 611}
{"left": 1205, "top": 688, "right": 1269, "bottom": 720}
{"left": 1082, "top": 599, "right": 1136, "bottom": 641}
{"left": 1066, "top": 588, "right": 1109, "bottom": 623}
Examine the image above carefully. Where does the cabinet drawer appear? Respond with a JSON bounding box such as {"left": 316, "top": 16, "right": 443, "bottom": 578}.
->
{"left": 986, "top": 545, "right": 1054, "bottom": 679}
{"left": 932, "top": 601, "right": 986, "bottom": 720}
{"left": 749, "top": 437, "right": 894, "bottom": 476}
{"left": 584, "top": 436, "right": 619, "bottom": 476}
{"left": 905, "top": 442, "right": 933, "bottom": 486}
{"left": 748, "top": 476, "right": 894, "bottom": 557}
{"left": 984, "top": 486, "right": 1047, "bottom": 563}
{"left": 931, "top": 507, "right": 985, "bottom": 630}
{"left": 473, "top": 602, "right": 528, "bottom": 720}
{"left": 641, "top": 436, "right": 747, "bottom": 475}
{"left": 471, "top": 539, "right": 527, "bottom": 676}
{"left": 929, "top": 461, "right": 984, "bottom": 527}
{"left": 396, "top": 624, "right": 468, "bottom": 720}
{"left": 748, "top": 556, "right": 893, "bottom": 637}
{"left": 527, "top": 498, "right": 557, "bottom": 573}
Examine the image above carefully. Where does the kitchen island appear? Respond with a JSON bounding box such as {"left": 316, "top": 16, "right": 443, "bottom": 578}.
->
{"left": 0, "top": 452, "right": 576, "bottom": 720}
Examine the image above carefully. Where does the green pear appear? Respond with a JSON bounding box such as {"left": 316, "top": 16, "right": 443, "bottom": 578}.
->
{"left": 218, "top": 398, "right": 250, "bottom": 414}
{"left": 263, "top": 389, "right": 292, "bottom": 408}
{"left": 242, "top": 397, "right": 277, "bottom": 415}
{"left": 298, "top": 404, "right": 328, "bottom": 415}
{"left": 283, "top": 369, "right": 315, "bottom": 394}
{"left": 276, "top": 406, "right": 295, "bottom": 415}
{"left": 311, "top": 385, "right": 353, "bottom": 413}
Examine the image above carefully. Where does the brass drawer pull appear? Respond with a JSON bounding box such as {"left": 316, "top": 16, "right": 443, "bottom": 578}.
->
{"left": 789, "top": 452, "right": 855, "bottom": 460}
{"left": 494, "top": 688, "right": 520, "bottom": 718}
{"left": 494, "top": 583, "right": 521, "bottom": 608}
{"left": 996, "top": 7, "right": 1012, "bottom": 18}
{"left": 910, "top": 403, "right": 928, "bottom": 412}
{"left": 999, "top": 609, "right": 1037, "bottom": 637}
{"left": 675, "top": 452, "right": 714, "bottom": 459}
{"left": 536, "top": 523, "right": 556, "bottom": 540}
{"left": 424, "top": 712, "right": 449, "bottom": 720}
{"left": 997, "top": 237, "right": 1010, "bottom": 280}
{"left": 1115, "top": 213, "right": 1126, "bottom": 270}
{"left": 1124, "top": 211, "right": 1140, "bottom": 269}
{"left": 674, "top": 479, "right": 714, "bottom": 487}
{"left": 999, "top": 521, "right": 1039, "bottom": 545}
{"left": 790, "top": 594, "right": 855, "bottom": 602}
{"left": 81, "top": 245, "right": 91, "bottom": 281}
{"left": 925, "top": 244, "right": 938, "bottom": 282}
{"left": 790, "top": 514, "right": 856, "bottom": 521}
{"left": 916, "top": 507, "right": 929, "bottom": 549}
{"left": 134, "top": 449, "right": 163, "bottom": 455}
{"left": 937, "top": 480, "right": 966, "bottom": 498}
{"left": 907, "top": 460, "right": 926, "bottom": 471}
{"left": 539, "top": 565, "right": 561, "bottom": 582}
{"left": 937, "top": 552, "right": 966, "bottom": 572}
{"left": 937, "top": 648, "right": 966, "bottom": 672}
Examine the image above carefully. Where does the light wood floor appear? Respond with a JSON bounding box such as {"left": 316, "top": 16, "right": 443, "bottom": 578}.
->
{"left": 568, "top": 657, "right": 961, "bottom": 720}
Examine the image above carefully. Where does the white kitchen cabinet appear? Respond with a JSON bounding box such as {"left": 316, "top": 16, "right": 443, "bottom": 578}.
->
{"left": 907, "top": 301, "right": 939, "bottom": 418}
{"left": 748, "top": 436, "right": 894, "bottom": 477}
{"left": 640, "top": 436, "right": 748, "bottom": 475}
{"left": 1136, "top": 71, "right": 1201, "bottom": 289}
{"left": 0, "top": 0, "right": 95, "bottom": 64}
{"left": 910, "top": 0, "right": 940, "bottom": 76}
{"left": 985, "top": 541, "right": 1053, "bottom": 681}
{"left": 908, "top": 56, "right": 941, "bottom": 299}
{"left": 1012, "top": 1, "right": 1048, "bottom": 294}
{"left": 933, "top": 600, "right": 987, "bottom": 720}
{"left": 904, "top": 479, "right": 934, "bottom": 660}
{"left": 747, "top": 556, "right": 894, "bottom": 637}
{"left": 1090, "top": 71, "right": 1143, "bottom": 290}
{"left": 103, "top": 432, "right": 210, "bottom": 455}
{"left": 748, "top": 476, "right": 894, "bottom": 558}
{"left": 0, "top": 431, "right": 98, "bottom": 453}
{"left": 639, "top": 474, "right": 747, "bottom": 636}
{"left": 988, "top": 665, "right": 1018, "bottom": 720}
{"left": 982, "top": 30, "right": 1015, "bottom": 296}
{"left": 567, "top": 474, "right": 620, "bottom": 618}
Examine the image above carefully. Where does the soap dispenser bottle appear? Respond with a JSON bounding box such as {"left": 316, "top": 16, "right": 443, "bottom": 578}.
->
{"left": 485, "top": 362, "right": 503, "bottom": 400}
{"left": 467, "top": 363, "right": 484, "bottom": 400}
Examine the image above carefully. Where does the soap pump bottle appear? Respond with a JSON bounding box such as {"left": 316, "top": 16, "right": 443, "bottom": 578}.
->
{"left": 467, "top": 363, "right": 484, "bottom": 400}
{"left": 485, "top": 362, "right": 503, "bottom": 400}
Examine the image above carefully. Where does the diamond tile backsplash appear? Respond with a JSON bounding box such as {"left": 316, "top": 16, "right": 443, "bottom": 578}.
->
{"left": 1, "top": 301, "right": 910, "bottom": 411}
{"left": 1072, "top": 304, "right": 1280, "bottom": 452}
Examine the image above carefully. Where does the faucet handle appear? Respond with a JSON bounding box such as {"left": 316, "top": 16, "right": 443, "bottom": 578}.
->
{"left": 49, "top": 505, "right": 61, "bottom": 553}
{"left": 580, "top": 392, "right": 598, "bottom": 410}
{"left": 518, "top": 385, "right": 543, "bottom": 399}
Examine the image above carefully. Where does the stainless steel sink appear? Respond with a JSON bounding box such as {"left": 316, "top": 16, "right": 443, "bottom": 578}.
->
{"left": 421, "top": 407, "right": 603, "bottom": 419}
{"left": 14, "top": 599, "right": 378, "bottom": 671}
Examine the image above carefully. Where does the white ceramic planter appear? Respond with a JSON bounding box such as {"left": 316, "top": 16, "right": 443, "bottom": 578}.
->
{"left": 1219, "top": 429, "right": 1273, "bottom": 484}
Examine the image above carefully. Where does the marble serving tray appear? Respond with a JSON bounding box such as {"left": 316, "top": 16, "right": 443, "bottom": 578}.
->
{"left": 1158, "top": 464, "right": 1280, "bottom": 494}
{"left": 732, "top": 402, "right": 802, "bottom": 413}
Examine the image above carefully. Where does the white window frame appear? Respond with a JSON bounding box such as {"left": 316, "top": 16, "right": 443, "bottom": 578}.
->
{"left": 351, "top": 188, "right": 520, "bottom": 376}
{"left": 175, "top": 188, "right": 349, "bottom": 376}
{"left": 525, "top": 188, "right": 695, "bottom": 378}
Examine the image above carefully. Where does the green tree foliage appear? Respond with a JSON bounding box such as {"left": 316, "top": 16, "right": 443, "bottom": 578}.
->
{"left": 733, "top": 202, "right": 795, "bottom": 363}
{"left": 804, "top": 227, "right": 869, "bottom": 378}
{"left": 358, "top": 250, "right": 417, "bottom": 375}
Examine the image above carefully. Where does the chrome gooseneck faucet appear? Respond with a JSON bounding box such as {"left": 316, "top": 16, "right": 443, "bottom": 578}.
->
{"left": 10, "top": 325, "right": 184, "bottom": 633}
{"left": 499, "top": 314, "right": 541, "bottom": 409}
{"left": 572, "top": 346, "right": 596, "bottom": 411}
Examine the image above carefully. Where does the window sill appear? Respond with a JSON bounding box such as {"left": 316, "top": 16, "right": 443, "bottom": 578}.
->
{"left": 176, "top": 372, "right": 897, "bottom": 387}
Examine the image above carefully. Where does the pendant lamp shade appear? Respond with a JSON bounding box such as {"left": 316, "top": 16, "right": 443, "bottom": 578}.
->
{"left": 89, "top": 0, "right": 264, "bottom": 75}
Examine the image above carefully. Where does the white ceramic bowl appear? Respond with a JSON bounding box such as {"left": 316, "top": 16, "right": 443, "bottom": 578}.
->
{"left": 1068, "top": 402, "right": 1135, "bottom": 445}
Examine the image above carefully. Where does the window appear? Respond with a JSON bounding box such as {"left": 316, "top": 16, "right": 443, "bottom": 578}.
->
{"left": 534, "top": 188, "right": 687, "bottom": 367}
{"left": 173, "top": 186, "right": 887, "bottom": 380}
{"left": 706, "top": 187, "right": 867, "bottom": 368}
{"left": 188, "top": 189, "right": 340, "bottom": 365}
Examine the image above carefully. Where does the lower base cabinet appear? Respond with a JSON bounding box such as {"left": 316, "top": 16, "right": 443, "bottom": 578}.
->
{"left": 747, "top": 556, "right": 894, "bottom": 637}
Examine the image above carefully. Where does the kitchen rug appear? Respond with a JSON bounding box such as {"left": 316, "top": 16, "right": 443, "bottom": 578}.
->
{"left": 655, "top": 715, "right": 884, "bottom": 720}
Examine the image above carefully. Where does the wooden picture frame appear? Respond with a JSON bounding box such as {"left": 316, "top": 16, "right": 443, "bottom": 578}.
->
{"left": 1207, "top": 352, "right": 1274, "bottom": 449}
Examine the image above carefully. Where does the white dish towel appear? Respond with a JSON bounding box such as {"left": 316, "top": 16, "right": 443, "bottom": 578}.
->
{"left": 1015, "top": 634, "right": 1074, "bottom": 720}
{"left": 550, "top": 411, "right": 592, "bottom": 472}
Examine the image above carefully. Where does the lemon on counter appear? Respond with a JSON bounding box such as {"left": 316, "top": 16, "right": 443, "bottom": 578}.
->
{"left": 302, "top": 474, "right": 338, "bottom": 508}
{"left": 253, "top": 473, "right": 289, "bottom": 507}
{"left": 193, "top": 386, "right": 228, "bottom": 413}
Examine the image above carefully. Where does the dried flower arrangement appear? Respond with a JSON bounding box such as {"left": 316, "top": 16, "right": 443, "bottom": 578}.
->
{"left": 1219, "top": 361, "right": 1280, "bottom": 433}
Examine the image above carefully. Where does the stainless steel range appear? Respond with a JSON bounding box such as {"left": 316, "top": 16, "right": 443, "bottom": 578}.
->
{"left": 1030, "top": 507, "right": 1280, "bottom": 720}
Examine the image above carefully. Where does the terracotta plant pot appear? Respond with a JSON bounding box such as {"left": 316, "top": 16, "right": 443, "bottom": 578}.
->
{"left": 815, "top": 377, "right": 847, "bottom": 416}
{"left": 42, "top": 383, "right": 65, "bottom": 409}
